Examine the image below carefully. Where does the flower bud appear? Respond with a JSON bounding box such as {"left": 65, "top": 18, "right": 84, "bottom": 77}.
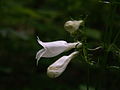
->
{"left": 64, "top": 20, "right": 84, "bottom": 33}
{"left": 47, "top": 51, "right": 79, "bottom": 78}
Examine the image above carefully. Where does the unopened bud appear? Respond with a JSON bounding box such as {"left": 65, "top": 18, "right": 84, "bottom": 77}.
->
{"left": 64, "top": 20, "right": 84, "bottom": 33}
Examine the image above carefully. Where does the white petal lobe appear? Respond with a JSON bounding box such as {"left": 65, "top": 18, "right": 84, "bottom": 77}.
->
{"left": 36, "top": 49, "right": 45, "bottom": 65}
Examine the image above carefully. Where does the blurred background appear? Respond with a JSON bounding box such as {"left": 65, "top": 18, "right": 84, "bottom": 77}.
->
{"left": 0, "top": 0, "right": 120, "bottom": 90}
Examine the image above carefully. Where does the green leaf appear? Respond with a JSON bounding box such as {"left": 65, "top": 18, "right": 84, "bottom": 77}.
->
{"left": 83, "top": 28, "right": 101, "bottom": 40}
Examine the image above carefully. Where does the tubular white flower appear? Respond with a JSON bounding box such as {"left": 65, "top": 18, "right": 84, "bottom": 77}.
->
{"left": 36, "top": 37, "right": 82, "bottom": 65}
{"left": 47, "top": 51, "right": 79, "bottom": 78}
{"left": 64, "top": 20, "right": 84, "bottom": 33}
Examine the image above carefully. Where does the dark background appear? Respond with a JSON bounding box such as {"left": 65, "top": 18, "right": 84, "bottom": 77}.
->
{"left": 0, "top": 0, "right": 120, "bottom": 90}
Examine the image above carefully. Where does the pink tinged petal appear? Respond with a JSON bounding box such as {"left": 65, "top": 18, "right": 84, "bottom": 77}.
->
{"left": 36, "top": 49, "right": 45, "bottom": 65}
{"left": 36, "top": 36, "right": 82, "bottom": 65}
{"left": 42, "top": 41, "right": 68, "bottom": 57}
{"left": 47, "top": 51, "right": 79, "bottom": 78}
{"left": 37, "top": 36, "right": 46, "bottom": 49}
{"left": 37, "top": 36, "right": 68, "bottom": 57}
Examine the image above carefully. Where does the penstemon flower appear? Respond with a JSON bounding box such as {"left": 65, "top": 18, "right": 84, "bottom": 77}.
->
{"left": 36, "top": 36, "right": 82, "bottom": 65}
{"left": 47, "top": 51, "right": 79, "bottom": 78}
{"left": 64, "top": 20, "right": 84, "bottom": 34}
{"left": 35, "top": 20, "right": 85, "bottom": 78}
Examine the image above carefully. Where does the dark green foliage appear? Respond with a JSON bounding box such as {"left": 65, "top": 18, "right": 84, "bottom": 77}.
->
{"left": 0, "top": 0, "right": 120, "bottom": 90}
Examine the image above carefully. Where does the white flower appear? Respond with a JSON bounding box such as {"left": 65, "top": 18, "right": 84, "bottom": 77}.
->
{"left": 36, "top": 37, "right": 82, "bottom": 65}
{"left": 47, "top": 51, "right": 79, "bottom": 78}
{"left": 64, "top": 20, "right": 84, "bottom": 33}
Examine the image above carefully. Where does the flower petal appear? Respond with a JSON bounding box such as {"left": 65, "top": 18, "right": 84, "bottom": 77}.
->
{"left": 47, "top": 51, "right": 79, "bottom": 78}
{"left": 36, "top": 37, "right": 82, "bottom": 65}
{"left": 42, "top": 41, "right": 68, "bottom": 57}
{"left": 37, "top": 36, "right": 70, "bottom": 57}
{"left": 37, "top": 36, "right": 46, "bottom": 49}
{"left": 39, "top": 41, "right": 81, "bottom": 58}
{"left": 36, "top": 49, "right": 45, "bottom": 65}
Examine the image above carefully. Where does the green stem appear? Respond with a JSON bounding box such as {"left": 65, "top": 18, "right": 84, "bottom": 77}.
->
{"left": 87, "top": 68, "right": 90, "bottom": 90}
{"left": 82, "top": 43, "right": 90, "bottom": 90}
